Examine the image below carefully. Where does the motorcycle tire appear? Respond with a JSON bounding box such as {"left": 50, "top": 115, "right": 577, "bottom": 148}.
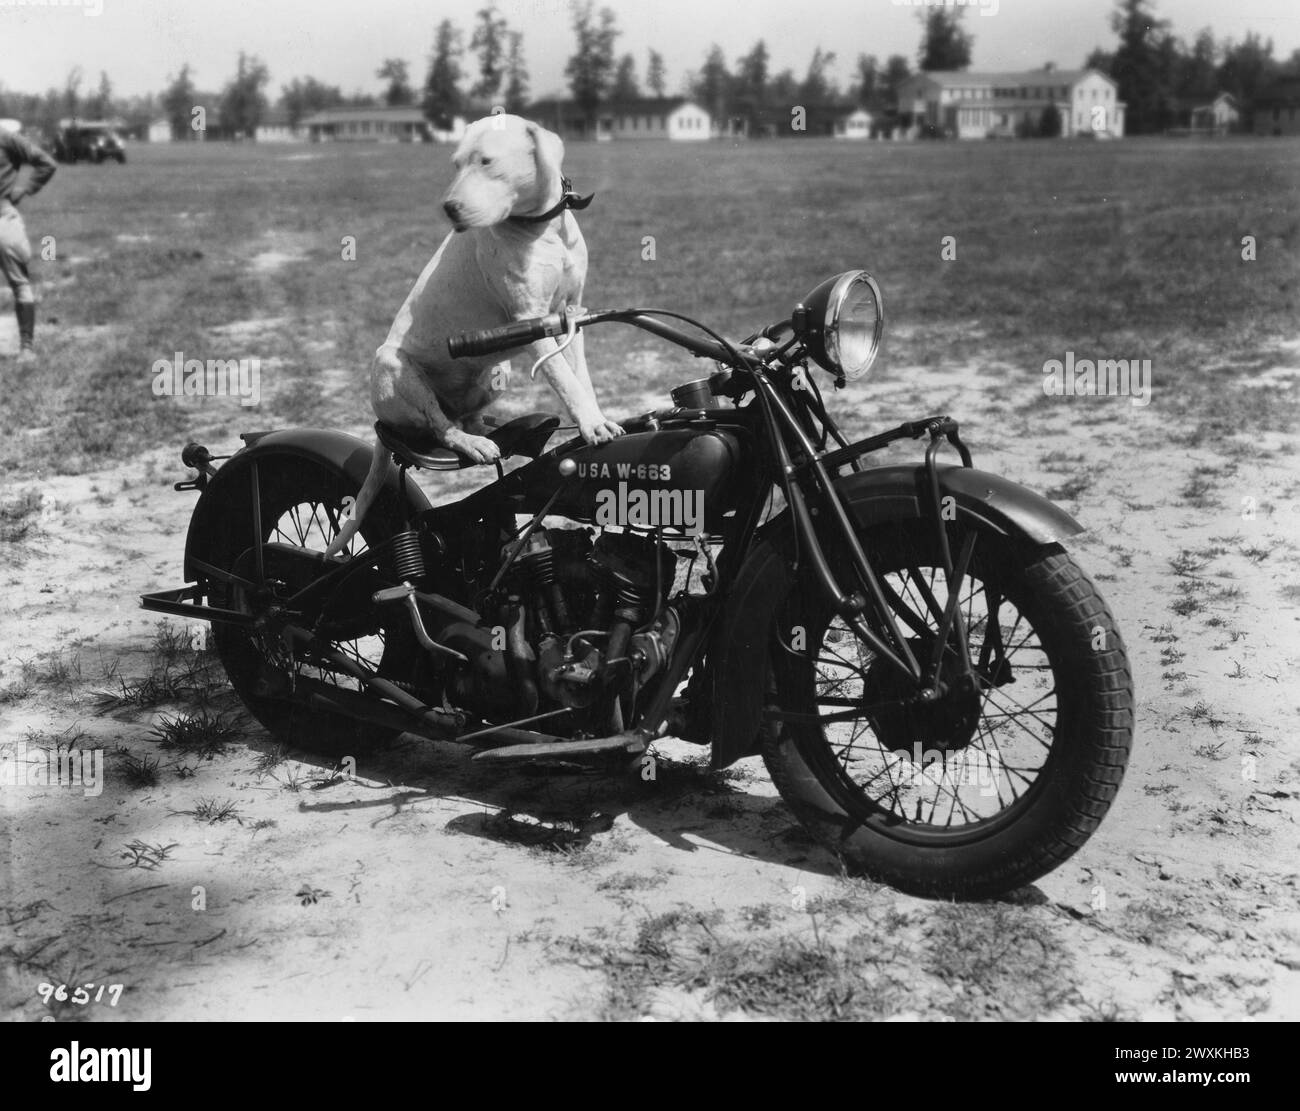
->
{"left": 763, "top": 516, "right": 1133, "bottom": 899}
{"left": 204, "top": 453, "right": 421, "bottom": 754}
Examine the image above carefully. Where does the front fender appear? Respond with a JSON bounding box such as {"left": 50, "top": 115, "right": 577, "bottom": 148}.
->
{"left": 182, "top": 428, "right": 431, "bottom": 581}
{"left": 705, "top": 464, "right": 1083, "bottom": 768}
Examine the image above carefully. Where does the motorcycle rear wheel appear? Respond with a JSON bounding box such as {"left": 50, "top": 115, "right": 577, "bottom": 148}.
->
{"left": 764, "top": 517, "right": 1133, "bottom": 899}
{"left": 205, "top": 454, "right": 421, "bottom": 754}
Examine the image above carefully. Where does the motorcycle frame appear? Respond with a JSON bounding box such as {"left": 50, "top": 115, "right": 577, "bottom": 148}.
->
{"left": 142, "top": 311, "right": 990, "bottom": 749}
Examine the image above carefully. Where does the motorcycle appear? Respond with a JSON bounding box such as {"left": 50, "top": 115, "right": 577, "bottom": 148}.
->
{"left": 142, "top": 270, "right": 1134, "bottom": 898}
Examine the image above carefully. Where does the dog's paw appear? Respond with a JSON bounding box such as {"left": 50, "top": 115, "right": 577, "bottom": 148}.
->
{"left": 443, "top": 428, "right": 501, "bottom": 464}
{"left": 579, "top": 417, "right": 624, "bottom": 445}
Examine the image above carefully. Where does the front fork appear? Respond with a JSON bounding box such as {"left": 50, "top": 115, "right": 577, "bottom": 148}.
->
{"left": 764, "top": 377, "right": 979, "bottom": 696}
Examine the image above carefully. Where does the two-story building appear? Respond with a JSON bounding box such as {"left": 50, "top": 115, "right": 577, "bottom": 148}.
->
{"left": 897, "top": 68, "right": 1125, "bottom": 139}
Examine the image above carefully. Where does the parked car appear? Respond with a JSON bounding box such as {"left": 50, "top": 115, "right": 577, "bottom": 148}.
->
{"left": 53, "top": 121, "right": 126, "bottom": 164}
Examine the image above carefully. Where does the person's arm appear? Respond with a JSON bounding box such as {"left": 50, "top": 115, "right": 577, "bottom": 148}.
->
{"left": 6, "top": 133, "right": 57, "bottom": 203}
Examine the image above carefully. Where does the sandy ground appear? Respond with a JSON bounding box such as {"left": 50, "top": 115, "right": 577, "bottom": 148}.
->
{"left": 2, "top": 313, "right": 1298, "bottom": 1021}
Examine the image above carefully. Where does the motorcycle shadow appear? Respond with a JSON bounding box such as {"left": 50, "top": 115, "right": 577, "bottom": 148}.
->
{"left": 279, "top": 734, "right": 844, "bottom": 877}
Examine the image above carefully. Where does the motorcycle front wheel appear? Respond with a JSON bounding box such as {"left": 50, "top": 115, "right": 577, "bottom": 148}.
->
{"left": 764, "top": 516, "right": 1133, "bottom": 899}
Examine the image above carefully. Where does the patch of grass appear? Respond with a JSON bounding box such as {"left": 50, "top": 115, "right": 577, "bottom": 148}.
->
{"left": 1169, "top": 549, "right": 1208, "bottom": 576}
{"left": 119, "top": 839, "right": 178, "bottom": 869}
{"left": 149, "top": 710, "right": 240, "bottom": 759}
{"left": 597, "top": 871, "right": 670, "bottom": 895}
{"left": 1188, "top": 700, "right": 1225, "bottom": 729}
{"left": 93, "top": 622, "right": 225, "bottom": 712}
{"left": 114, "top": 747, "right": 160, "bottom": 789}
{"left": 921, "top": 902, "right": 1076, "bottom": 1020}
{"left": 21, "top": 649, "right": 84, "bottom": 695}
{"left": 251, "top": 744, "right": 291, "bottom": 777}
{"left": 0, "top": 489, "right": 43, "bottom": 543}
{"left": 1043, "top": 474, "right": 1090, "bottom": 502}
{"left": 1178, "top": 469, "right": 1219, "bottom": 509}
{"left": 190, "top": 797, "right": 242, "bottom": 825}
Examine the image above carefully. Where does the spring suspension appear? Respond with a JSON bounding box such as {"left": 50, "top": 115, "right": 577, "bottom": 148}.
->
{"left": 391, "top": 530, "right": 426, "bottom": 582}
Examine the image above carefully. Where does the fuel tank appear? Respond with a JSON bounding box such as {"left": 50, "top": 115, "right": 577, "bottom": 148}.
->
{"left": 519, "top": 428, "right": 743, "bottom": 536}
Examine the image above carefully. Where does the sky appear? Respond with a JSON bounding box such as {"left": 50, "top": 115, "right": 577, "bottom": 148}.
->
{"left": 1, "top": 0, "right": 1298, "bottom": 102}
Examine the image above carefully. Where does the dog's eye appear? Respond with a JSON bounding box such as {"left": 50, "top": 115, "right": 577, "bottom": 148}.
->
{"left": 480, "top": 157, "right": 493, "bottom": 167}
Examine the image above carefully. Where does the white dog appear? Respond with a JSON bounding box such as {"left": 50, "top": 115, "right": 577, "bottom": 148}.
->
{"left": 327, "top": 114, "right": 621, "bottom": 557}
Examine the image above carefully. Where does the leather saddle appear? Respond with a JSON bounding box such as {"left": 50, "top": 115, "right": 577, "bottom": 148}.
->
{"left": 374, "top": 412, "right": 561, "bottom": 471}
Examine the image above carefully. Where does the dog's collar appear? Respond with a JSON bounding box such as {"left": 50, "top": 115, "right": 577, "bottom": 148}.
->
{"left": 508, "top": 175, "right": 594, "bottom": 225}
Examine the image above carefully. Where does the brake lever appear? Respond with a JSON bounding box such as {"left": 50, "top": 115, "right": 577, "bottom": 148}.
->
{"left": 529, "top": 305, "right": 584, "bottom": 379}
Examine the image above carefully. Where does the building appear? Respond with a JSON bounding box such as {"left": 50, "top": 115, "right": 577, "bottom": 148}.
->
{"left": 300, "top": 106, "right": 434, "bottom": 143}
{"left": 254, "top": 108, "right": 304, "bottom": 143}
{"left": 1189, "top": 93, "right": 1239, "bottom": 133}
{"left": 897, "top": 68, "right": 1125, "bottom": 139}
{"left": 834, "top": 108, "right": 873, "bottom": 139}
{"left": 526, "top": 96, "right": 711, "bottom": 141}
{"left": 1253, "top": 77, "right": 1300, "bottom": 137}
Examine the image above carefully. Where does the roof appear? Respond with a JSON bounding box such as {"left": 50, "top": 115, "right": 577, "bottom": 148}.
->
{"left": 607, "top": 97, "right": 694, "bottom": 114}
{"left": 904, "top": 69, "right": 1109, "bottom": 89}
{"left": 300, "top": 106, "right": 428, "bottom": 126}
{"left": 1253, "top": 76, "right": 1300, "bottom": 106}
{"left": 526, "top": 96, "right": 701, "bottom": 118}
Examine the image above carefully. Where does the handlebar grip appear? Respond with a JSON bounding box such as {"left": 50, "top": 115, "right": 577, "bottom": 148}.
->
{"left": 448, "top": 317, "right": 552, "bottom": 358}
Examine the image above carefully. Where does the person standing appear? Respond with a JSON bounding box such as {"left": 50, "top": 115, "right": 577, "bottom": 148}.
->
{"left": 0, "top": 124, "right": 57, "bottom": 364}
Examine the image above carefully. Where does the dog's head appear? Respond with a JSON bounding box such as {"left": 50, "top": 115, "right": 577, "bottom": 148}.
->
{"left": 443, "top": 114, "right": 565, "bottom": 231}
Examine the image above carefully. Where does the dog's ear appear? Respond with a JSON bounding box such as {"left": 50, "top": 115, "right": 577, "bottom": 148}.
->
{"left": 526, "top": 121, "right": 565, "bottom": 203}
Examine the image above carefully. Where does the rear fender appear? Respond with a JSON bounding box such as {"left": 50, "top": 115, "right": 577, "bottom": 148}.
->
{"left": 182, "top": 428, "right": 432, "bottom": 580}
{"left": 705, "top": 464, "right": 1083, "bottom": 768}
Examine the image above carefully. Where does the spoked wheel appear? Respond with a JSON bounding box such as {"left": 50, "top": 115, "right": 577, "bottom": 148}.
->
{"left": 765, "top": 517, "right": 1133, "bottom": 898}
{"left": 205, "top": 456, "right": 421, "bottom": 752}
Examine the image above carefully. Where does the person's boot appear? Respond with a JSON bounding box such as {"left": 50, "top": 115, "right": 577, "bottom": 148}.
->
{"left": 15, "top": 302, "right": 36, "bottom": 364}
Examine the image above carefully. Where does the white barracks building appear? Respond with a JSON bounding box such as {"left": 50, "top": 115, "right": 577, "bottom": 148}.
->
{"left": 898, "top": 68, "right": 1125, "bottom": 139}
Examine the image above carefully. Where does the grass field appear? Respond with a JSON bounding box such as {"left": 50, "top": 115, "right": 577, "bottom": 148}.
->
{"left": 2, "top": 135, "right": 1299, "bottom": 1022}
{"left": 1, "top": 135, "right": 1297, "bottom": 474}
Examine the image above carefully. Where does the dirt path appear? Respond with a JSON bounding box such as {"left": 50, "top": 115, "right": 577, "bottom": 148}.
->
{"left": 2, "top": 338, "right": 1298, "bottom": 1021}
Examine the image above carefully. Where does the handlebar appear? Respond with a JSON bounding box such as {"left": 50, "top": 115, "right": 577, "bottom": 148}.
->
{"left": 447, "top": 312, "right": 566, "bottom": 358}
{"left": 446, "top": 307, "right": 796, "bottom": 366}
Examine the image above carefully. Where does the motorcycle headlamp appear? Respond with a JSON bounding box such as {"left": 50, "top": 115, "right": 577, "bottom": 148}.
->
{"left": 792, "top": 270, "right": 884, "bottom": 382}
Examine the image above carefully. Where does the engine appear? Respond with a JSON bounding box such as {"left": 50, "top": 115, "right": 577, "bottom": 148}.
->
{"left": 460, "top": 527, "right": 681, "bottom": 733}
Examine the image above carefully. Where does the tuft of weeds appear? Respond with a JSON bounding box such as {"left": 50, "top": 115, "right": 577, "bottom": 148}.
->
{"left": 149, "top": 711, "right": 240, "bottom": 759}
{"left": 1079, "top": 997, "right": 1133, "bottom": 1022}
{"left": 1043, "top": 474, "right": 1090, "bottom": 502}
{"left": 597, "top": 871, "right": 670, "bottom": 895}
{"left": 1169, "top": 549, "right": 1208, "bottom": 576}
{"left": 120, "top": 839, "right": 178, "bottom": 869}
{"left": 21, "top": 649, "right": 84, "bottom": 695}
{"left": 93, "top": 622, "right": 225, "bottom": 712}
{"left": 114, "top": 747, "right": 160, "bottom": 789}
{"left": 922, "top": 902, "right": 1076, "bottom": 1020}
{"left": 0, "top": 488, "right": 44, "bottom": 543}
{"left": 251, "top": 744, "right": 291, "bottom": 777}
{"left": 1178, "top": 469, "right": 1219, "bottom": 509}
{"left": 190, "top": 797, "right": 242, "bottom": 824}
{"left": 1188, "top": 701, "right": 1225, "bottom": 729}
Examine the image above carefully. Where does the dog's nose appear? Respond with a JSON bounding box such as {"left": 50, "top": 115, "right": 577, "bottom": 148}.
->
{"left": 443, "top": 200, "right": 462, "bottom": 222}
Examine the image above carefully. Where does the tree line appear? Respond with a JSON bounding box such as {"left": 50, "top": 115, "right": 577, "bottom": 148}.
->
{"left": 1, "top": 0, "right": 1295, "bottom": 139}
